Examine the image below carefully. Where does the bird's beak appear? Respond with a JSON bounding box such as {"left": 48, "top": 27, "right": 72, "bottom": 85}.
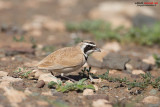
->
{"left": 95, "top": 47, "right": 101, "bottom": 52}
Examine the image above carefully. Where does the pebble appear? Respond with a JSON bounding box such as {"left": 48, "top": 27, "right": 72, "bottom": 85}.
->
{"left": 142, "top": 96, "right": 160, "bottom": 104}
{"left": 92, "top": 99, "right": 112, "bottom": 107}
{"left": 132, "top": 70, "right": 145, "bottom": 75}
{"left": 38, "top": 73, "right": 59, "bottom": 84}
{"left": 83, "top": 89, "right": 94, "bottom": 96}
{"left": 149, "top": 89, "right": 157, "bottom": 95}
{"left": 125, "top": 63, "right": 133, "bottom": 70}
{"left": 142, "top": 56, "right": 155, "bottom": 65}
{"left": 36, "top": 80, "right": 45, "bottom": 88}
{"left": 34, "top": 70, "right": 46, "bottom": 79}
{"left": 109, "top": 70, "right": 119, "bottom": 74}
{"left": 92, "top": 78, "right": 102, "bottom": 83}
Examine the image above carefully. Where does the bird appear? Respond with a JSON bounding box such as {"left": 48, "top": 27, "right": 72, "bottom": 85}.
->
{"left": 37, "top": 40, "right": 101, "bottom": 81}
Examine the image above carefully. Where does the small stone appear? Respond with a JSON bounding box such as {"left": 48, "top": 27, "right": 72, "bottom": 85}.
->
{"left": 142, "top": 56, "right": 155, "bottom": 65}
{"left": 34, "top": 70, "right": 46, "bottom": 79}
{"left": 132, "top": 70, "right": 145, "bottom": 75}
{"left": 83, "top": 89, "right": 94, "bottom": 96}
{"left": 92, "top": 78, "right": 102, "bottom": 83}
{"left": 38, "top": 73, "right": 59, "bottom": 84}
{"left": 36, "top": 80, "right": 45, "bottom": 88}
{"left": 92, "top": 99, "right": 112, "bottom": 107}
{"left": 109, "top": 70, "right": 119, "bottom": 74}
{"left": 126, "top": 64, "right": 133, "bottom": 70}
{"left": 149, "top": 89, "right": 157, "bottom": 95}
{"left": 142, "top": 96, "right": 160, "bottom": 104}
{"left": 0, "top": 71, "right": 8, "bottom": 77}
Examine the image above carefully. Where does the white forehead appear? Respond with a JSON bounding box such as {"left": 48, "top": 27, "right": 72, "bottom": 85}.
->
{"left": 83, "top": 42, "right": 96, "bottom": 46}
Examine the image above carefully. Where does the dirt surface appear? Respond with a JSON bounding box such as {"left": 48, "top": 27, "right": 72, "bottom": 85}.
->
{"left": 0, "top": 0, "right": 160, "bottom": 107}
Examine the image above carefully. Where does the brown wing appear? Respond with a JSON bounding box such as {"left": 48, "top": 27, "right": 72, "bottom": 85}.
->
{"left": 37, "top": 47, "right": 85, "bottom": 70}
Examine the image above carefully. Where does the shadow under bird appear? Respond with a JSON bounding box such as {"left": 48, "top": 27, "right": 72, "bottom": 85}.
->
{"left": 37, "top": 40, "right": 101, "bottom": 81}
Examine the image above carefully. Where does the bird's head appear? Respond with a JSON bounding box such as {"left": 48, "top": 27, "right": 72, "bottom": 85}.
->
{"left": 77, "top": 40, "right": 101, "bottom": 58}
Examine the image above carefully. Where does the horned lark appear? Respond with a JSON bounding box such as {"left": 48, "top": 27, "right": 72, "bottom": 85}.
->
{"left": 37, "top": 40, "right": 101, "bottom": 80}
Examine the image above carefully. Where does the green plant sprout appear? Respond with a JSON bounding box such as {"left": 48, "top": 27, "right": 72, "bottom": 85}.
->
{"left": 153, "top": 54, "right": 160, "bottom": 68}
{"left": 48, "top": 78, "right": 95, "bottom": 93}
{"left": 13, "top": 35, "right": 25, "bottom": 42}
{"left": 94, "top": 70, "right": 160, "bottom": 90}
{"left": 13, "top": 67, "right": 33, "bottom": 78}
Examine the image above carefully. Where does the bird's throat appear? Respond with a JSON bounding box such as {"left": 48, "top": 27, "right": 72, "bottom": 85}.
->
{"left": 83, "top": 53, "right": 88, "bottom": 61}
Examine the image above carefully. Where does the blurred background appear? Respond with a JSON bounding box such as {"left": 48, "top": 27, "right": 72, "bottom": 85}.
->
{"left": 0, "top": 0, "right": 160, "bottom": 50}
{"left": 0, "top": 0, "right": 160, "bottom": 107}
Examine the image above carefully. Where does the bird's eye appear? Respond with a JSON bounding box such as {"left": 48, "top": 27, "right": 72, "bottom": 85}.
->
{"left": 88, "top": 45, "right": 93, "bottom": 49}
{"left": 84, "top": 45, "right": 94, "bottom": 53}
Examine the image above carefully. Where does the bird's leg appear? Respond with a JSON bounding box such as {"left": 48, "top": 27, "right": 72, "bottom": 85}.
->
{"left": 89, "top": 74, "right": 94, "bottom": 82}
{"left": 60, "top": 73, "right": 76, "bottom": 82}
{"left": 87, "top": 66, "right": 94, "bottom": 82}
{"left": 50, "top": 71, "right": 54, "bottom": 76}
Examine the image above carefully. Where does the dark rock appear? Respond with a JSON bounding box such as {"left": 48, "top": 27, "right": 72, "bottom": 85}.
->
{"left": 36, "top": 80, "right": 45, "bottom": 88}
{"left": 129, "top": 58, "right": 152, "bottom": 71}
{"left": 85, "top": 94, "right": 109, "bottom": 101}
{"left": 102, "top": 53, "right": 130, "bottom": 70}
{"left": 87, "top": 56, "right": 103, "bottom": 68}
